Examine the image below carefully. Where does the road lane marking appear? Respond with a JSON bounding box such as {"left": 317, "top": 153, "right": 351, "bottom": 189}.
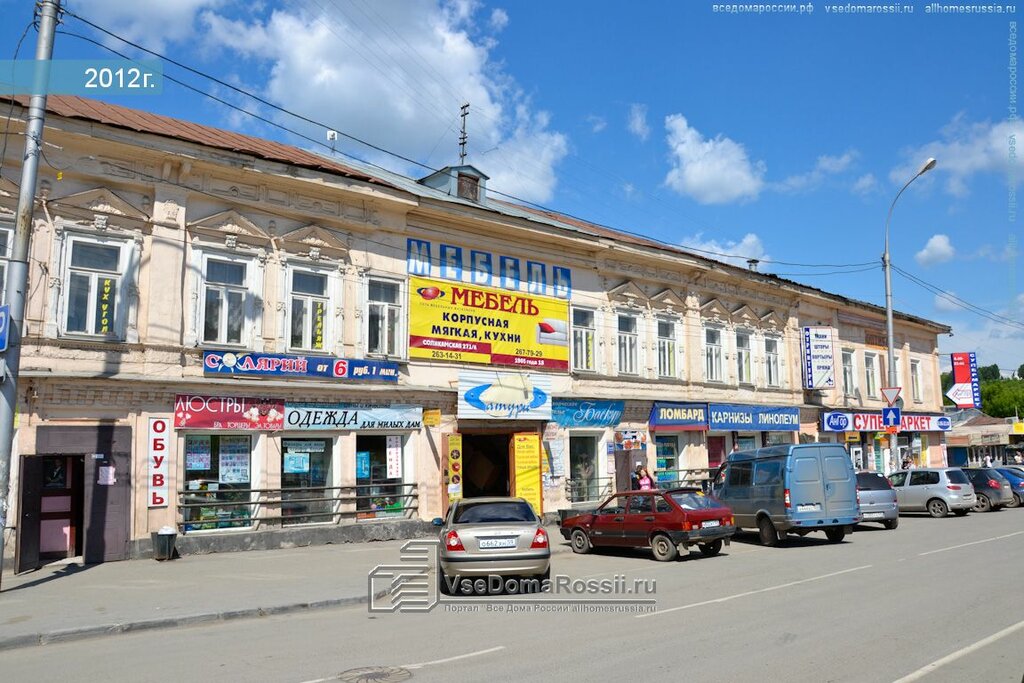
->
{"left": 402, "top": 646, "right": 507, "bottom": 669}
{"left": 296, "top": 647, "right": 506, "bottom": 683}
{"left": 917, "top": 530, "right": 1024, "bottom": 557}
{"left": 635, "top": 565, "right": 872, "bottom": 619}
{"left": 891, "top": 619, "right": 1024, "bottom": 683}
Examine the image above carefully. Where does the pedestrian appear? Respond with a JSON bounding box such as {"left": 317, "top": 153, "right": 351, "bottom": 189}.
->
{"left": 1015, "top": 453, "right": 1023, "bottom": 465}
{"left": 983, "top": 454, "right": 993, "bottom": 468}
{"left": 731, "top": 442, "right": 741, "bottom": 454}
{"left": 630, "top": 464, "right": 642, "bottom": 491}
{"left": 636, "top": 466, "right": 654, "bottom": 491}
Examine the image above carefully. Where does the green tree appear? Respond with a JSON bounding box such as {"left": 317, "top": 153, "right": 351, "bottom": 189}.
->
{"left": 1017, "top": 363, "right": 1024, "bottom": 380}
{"left": 979, "top": 379, "right": 1024, "bottom": 418}
{"left": 941, "top": 371, "right": 954, "bottom": 405}
{"left": 978, "top": 364, "right": 1002, "bottom": 382}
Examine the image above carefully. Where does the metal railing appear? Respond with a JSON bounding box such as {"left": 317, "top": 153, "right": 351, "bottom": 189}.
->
{"left": 654, "top": 468, "right": 715, "bottom": 492}
{"left": 176, "top": 482, "right": 419, "bottom": 532}
{"left": 564, "top": 468, "right": 717, "bottom": 503}
{"left": 565, "top": 476, "right": 614, "bottom": 503}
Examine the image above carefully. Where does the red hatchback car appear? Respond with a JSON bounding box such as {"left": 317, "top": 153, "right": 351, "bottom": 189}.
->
{"left": 560, "top": 488, "right": 735, "bottom": 562}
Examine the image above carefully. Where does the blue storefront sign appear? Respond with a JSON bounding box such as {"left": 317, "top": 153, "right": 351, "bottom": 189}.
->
{"left": 203, "top": 351, "right": 399, "bottom": 382}
{"left": 551, "top": 399, "right": 624, "bottom": 427}
{"left": 648, "top": 403, "right": 708, "bottom": 432}
{"left": 708, "top": 404, "right": 800, "bottom": 431}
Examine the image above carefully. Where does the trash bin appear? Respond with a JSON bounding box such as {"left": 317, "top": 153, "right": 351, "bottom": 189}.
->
{"left": 152, "top": 525, "right": 177, "bottom": 561}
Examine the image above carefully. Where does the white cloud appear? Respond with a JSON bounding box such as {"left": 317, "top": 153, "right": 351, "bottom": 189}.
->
{"left": 489, "top": 8, "right": 509, "bottom": 31}
{"left": 934, "top": 292, "right": 961, "bottom": 312}
{"left": 663, "top": 114, "right": 766, "bottom": 204}
{"left": 915, "top": 234, "right": 956, "bottom": 267}
{"left": 680, "top": 232, "right": 769, "bottom": 268}
{"left": 891, "top": 114, "right": 1024, "bottom": 198}
{"left": 628, "top": 104, "right": 650, "bottom": 141}
{"left": 195, "top": 3, "right": 567, "bottom": 203}
{"left": 587, "top": 115, "right": 607, "bottom": 133}
{"left": 852, "top": 173, "right": 879, "bottom": 195}
{"left": 776, "top": 151, "right": 857, "bottom": 193}
{"left": 622, "top": 182, "right": 636, "bottom": 199}
{"left": 77, "top": 0, "right": 227, "bottom": 51}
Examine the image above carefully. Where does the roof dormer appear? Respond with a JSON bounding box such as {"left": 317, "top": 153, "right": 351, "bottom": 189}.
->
{"left": 418, "top": 165, "right": 489, "bottom": 203}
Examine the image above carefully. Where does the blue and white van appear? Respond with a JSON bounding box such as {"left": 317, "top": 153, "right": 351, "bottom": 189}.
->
{"left": 712, "top": 444, "right": 860, "bottom": 545}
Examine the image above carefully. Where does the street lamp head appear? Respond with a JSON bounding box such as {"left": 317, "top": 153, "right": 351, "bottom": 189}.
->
{"left": 917, "top": 158, "right": 937, "bottom": 176}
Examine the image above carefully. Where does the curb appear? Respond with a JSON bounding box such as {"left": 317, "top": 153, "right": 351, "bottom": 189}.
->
{"left": 0, "top": 592, "right": 381, "bottom": 652}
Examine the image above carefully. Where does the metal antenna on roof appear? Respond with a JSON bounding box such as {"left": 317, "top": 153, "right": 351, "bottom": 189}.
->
{"left": 459, "top": 103, "right": 469, "bottom": 164}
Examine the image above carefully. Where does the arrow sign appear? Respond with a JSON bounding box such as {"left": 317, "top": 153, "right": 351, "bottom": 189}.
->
{"left": 882, "top": 407, "right": 902, "bottom": 429}
{"left": 945, "top": 383, "right": 976, "bottom": 408}
{"left": 881, "top": 387, "right": 901, "bottom": 407}
{"left": 0, "top": 304, "right": 9, "bottom": 354}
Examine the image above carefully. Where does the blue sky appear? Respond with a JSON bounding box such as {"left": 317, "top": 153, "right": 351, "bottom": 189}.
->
{"left": 2, "top": 0, "right": 1022, "bottom": 373}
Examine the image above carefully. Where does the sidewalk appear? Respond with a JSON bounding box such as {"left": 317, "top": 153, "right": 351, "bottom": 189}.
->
{"left": 0, "top": 539, "right": 412, "bottom": 651}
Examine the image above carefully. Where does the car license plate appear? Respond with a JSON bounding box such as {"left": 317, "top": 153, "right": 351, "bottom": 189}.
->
{"left": 796, "top": 504, "right": 820, "bottom": 512}
{"left": 701, "top": 520, "right": 720, "bottom": 528}
{"left": 863, "top": 512, "right": 884, "bottom": 519}
{"left": 478, "top": 538, "right": 517, "bottom": 549}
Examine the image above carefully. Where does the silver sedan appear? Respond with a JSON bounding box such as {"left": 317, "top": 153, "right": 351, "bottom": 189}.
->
{"left": 436, "top": 497, "right": 551, "bottom": 595}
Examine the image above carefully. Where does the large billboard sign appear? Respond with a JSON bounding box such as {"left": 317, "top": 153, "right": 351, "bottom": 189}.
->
{"left": 947, "top": 352, "right": 982, "bottom": 409}
{"left": 408, "top": 276, "right": 570, "bottom": 371}
{"left": 802, "top": 326, "right": 836, "bottom": 390}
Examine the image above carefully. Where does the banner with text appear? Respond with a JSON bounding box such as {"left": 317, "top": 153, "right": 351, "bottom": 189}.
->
{"left": 821, "top": 411, "right": 952, "bottom": 432}
{"left": 708, "top": 404, "right": 800, "bottom": 431}
{"left": 408, "top": 276, "right": 569, "bottom": 371}
{"left": 802, "top": 326, "right": 836, "bottom": 390}
{"left": 283, "top": 404, "right": 423, "bottom": 431}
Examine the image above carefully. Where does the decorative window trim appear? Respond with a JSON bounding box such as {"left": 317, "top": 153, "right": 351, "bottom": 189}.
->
{"left": 363, "top": 274, "right": 406, "bottom": 360}
{"left": 185, "top": 242, "right": 264, "bottom": 349}
{"left": 704, "top": 324, "right": 724, "bottom": 383}
{"left": 279, "top": 258, "right": 343, "bottom": 355}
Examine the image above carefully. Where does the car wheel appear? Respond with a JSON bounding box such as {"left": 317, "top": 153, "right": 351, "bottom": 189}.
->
{"left": 927, "top": 498, "right": 949, "bottom": 518}
{"left": 758, "top": 517, "right": 779, "bottom": 547}
{"left": 650, "top": 533, "right": 678, "bottom": 562}
{"left": 883, "top": 518, "right": 899, "bottom": 530}
{"left": 1012, "top": 494, "right": 1022, "bottom": 509}
{"left": 825, "top": 527, "right": 846, "bottom": 543}
{"left": 698, "top": 539, "right": 723, "bottom": 557}
{"left": 570, "top": 528, "right": 592, "bottom": 554}
{"left": 973, "top": 495, "right": 992, "bottom": 513}
{"left": 438, "top": 561, "right": 453, "bottom": 596}
{"left": 953, "top": 508, "right": 970, "bottom": 517}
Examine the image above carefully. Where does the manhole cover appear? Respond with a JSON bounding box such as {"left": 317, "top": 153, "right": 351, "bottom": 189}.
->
{"left": 338, "top": 667, "right": 413, "bottom": 683}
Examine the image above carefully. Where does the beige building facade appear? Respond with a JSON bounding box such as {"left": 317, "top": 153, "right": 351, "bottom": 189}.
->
{"left": 0, "top": 96, "right": 950, "bottom": 568}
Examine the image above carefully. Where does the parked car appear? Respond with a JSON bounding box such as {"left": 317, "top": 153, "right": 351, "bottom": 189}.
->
{"left": 887, "top": 469, "right": 975, "bottom": 517}
{"left": 712, "top": 443, "right": 859, "bottom": 546}
{"left": 559, "top": 488, "right": 734, "bottom": 562}
{"left": 996, "top": 468, "right": 1024, "bottom": 508}
{"left": 436, "top": 497, "right": 550, "bottom": 595}
{"left": 962, "top": 468, "right": 1014, "bottom": 512}
{"left": 855, "top": 472, "right": 899, "bottom": 530}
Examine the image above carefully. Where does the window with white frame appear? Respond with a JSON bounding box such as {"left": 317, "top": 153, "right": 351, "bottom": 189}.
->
{"left": 736, "top": 331, "right": 752, "bottom": 384}
{"left": 765, "top": 337, "right": 781, "bottom": 387}
{"left": 864, "top": 352, "right": 879, "bottom": 398}
{"left": 842, "top": 349, "right": 856, "bottom": 396}
{"left": 893, "top": 354, "right": 902, "bottom": 389}
{"left": 64, "top": 236, "right": 128, "bottom": 337}
{"left": 288, "top": 268, "right": 331, "bottom": 352}
{"left": 705, "top": 327, "right": 723, "bottom": 382}
{"left": 367, "top": 278, "right": 403, "bottom": 357}
{"left": 616, "top": 313, "right": 638, "bottom": 375}
{"left": 571, "top": 307, "right": 596, "bottom": 372}
{"left": 656, "top": 318, "right": 677, "bottom": 378}
{"left": 0, "top": 222, "right": 11, "bottom": 304}
{"left": 202, "top": 256, "right": 249, "bottom": 345}
{"left": 911, "top": 360, "right": 922, "bottom": 402}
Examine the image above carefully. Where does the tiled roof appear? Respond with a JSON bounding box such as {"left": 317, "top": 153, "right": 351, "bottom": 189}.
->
{"left": 4, "top": 95, "right": 394, "bottom": 189}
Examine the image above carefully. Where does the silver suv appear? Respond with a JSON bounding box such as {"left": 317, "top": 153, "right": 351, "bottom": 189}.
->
{"left": 888, "top": 468, "right": 976, "bottom": 518}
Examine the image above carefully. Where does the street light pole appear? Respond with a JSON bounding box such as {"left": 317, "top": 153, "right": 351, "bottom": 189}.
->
{"left": 883, "top": 157, "right": 936, "bottom": 475}
{"left": 0, "top": 0, "right": 61, "bottom": 589}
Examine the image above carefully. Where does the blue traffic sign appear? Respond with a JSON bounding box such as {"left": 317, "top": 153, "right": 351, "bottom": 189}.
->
{"left": 882, "top": 407, "right": 901, "bottom": 428}
{"left": 0, "top": 304, "right": 9, "bottom": 353}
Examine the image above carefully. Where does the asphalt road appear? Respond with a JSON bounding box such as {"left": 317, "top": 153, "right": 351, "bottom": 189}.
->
{"left": 4, "top": 510, "right": 1024, "bottom": 683}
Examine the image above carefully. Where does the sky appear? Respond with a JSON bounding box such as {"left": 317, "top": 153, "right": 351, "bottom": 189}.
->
{"left": 1, "top": 0, "right": 1022, "bottom": 375}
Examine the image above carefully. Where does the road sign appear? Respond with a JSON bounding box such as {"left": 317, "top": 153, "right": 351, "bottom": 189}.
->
{"left": 881, "top": 387, "right": 901, "bottom": 407}
{"left": 0, "top": 304, "right": 9, "bottom": 353}
{"left": 885, "top": 426, "right": 899, "bottom": 435}
{"left": 882, "top": 407, "right": 901, "bottom": 429}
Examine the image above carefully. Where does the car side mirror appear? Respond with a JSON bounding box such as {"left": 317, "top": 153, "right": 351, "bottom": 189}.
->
{"left": 431, "top": 517, "right": 444, "bottom": 526}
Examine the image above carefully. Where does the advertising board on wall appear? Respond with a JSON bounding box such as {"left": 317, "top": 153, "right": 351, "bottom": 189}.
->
{"left": 203, "top": 351, "right": 399, "bottom": 383}
{"left": 283, "top": 404, "right": 423, "bottom": 431}
{"left": 802, "top": 327, "right": 836, "bottom": 390}
{"left": 147, "top": 417, "right": 170, "bottom": 508}
{"left": 408, "top": 276, "right": 570, "bottom": 371}
{"left": 708, "top": 404, "right": 800, "bottom": 431}
{"left": 551, "top": 399, "right": 624, "bottom": 427}
{"left": 821, "top": 411, "right": 953, "bottom": 432}
{"left": 174, "top": 395, "right": 284, "bottom": 430}
{"left": 457, "top": 370, "right": 553, "bottom": 420}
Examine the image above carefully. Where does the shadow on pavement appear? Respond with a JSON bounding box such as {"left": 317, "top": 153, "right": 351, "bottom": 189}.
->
{"left": 1, "top": 562, "right": 93, "bottom": 593}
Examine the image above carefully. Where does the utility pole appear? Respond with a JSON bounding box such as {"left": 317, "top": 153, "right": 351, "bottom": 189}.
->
{"left": 0, "top": 0, "right": 61, "bottom": 590}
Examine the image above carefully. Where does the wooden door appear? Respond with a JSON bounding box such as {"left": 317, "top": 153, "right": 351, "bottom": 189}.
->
{"left": 14, "top": 456, "right": 43, "bottom": 573}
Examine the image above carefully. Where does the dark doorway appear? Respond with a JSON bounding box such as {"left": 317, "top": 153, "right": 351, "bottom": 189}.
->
{"left": 462, "top": 433, "right": 511, "bottom": 498}
{"left": 17, "top": 455, "right": 86, "bottom": 572}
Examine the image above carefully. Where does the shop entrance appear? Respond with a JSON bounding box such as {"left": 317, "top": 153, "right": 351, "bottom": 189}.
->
{"left": 16, "top": 426, "right": 132, "bottom": 572}
{"left": 461, "top": 433, "right": 511, "bottom": 498}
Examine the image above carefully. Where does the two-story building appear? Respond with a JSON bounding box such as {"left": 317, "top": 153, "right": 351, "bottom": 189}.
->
{"left": 0, "top": 96, "right": 950, "bottom": 569}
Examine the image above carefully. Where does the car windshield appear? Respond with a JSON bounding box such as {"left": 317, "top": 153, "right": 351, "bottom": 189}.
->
{"left": 669, "top": 491, "right": 721, "bottom": 510}
{"left": 453, "top": 501, "right": 537, "bottom": 524}
{"left": 856, "top": 473, "right": 891, "bottom": 490}
{"left": 946, "top": 469, "right": 970, "bottom": 484}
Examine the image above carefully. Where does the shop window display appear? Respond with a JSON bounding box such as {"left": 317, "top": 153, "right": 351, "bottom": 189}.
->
{"left": 282, "top": 438, "right": 333, "bottom": 525}
{"left": 356, "top": 434, "right": 405, "bottom": 519}
{"left": 182, "top": 434, "right": 252, "bottom": 530}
